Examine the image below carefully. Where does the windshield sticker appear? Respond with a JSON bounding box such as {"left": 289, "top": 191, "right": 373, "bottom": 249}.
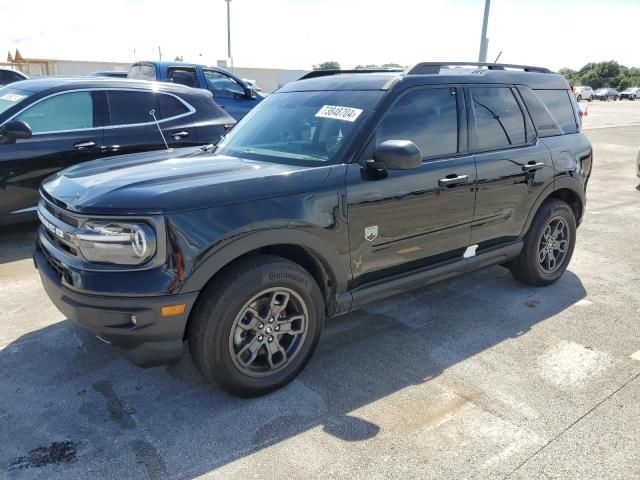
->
{"left": 315, "top": 105, "right": 363, "bottom": 122}
{"left": 0, "top": 93, "right": 25, "bottom": 102}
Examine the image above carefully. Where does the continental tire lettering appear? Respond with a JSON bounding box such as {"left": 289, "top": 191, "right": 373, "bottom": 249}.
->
{"left": 269, "top": 271, "right": 308, "bottom": 285}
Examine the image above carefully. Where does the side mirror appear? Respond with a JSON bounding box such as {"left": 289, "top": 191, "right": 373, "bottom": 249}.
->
{"left": 369, "top": 140, "right": 422, "bottom": 171}
{"left": 0, "top": 120, "right": 32, "bottom": 144}
{"left": 243, "top": 85, "right": 256, "bottom": 99}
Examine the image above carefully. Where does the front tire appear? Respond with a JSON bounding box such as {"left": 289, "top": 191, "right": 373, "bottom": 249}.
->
{"left": 576, "top": 95, "right": 582, "bottom": 102}
{"left": 188, "top": 255, "right": 325, "bottom": 397}
{"left": 509, "top": 199, "right": 576, "bottom": 286}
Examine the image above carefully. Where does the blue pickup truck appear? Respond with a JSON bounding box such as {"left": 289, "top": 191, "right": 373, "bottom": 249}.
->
{"left": 128, "top": 61, "right": 265, "bottom": 120}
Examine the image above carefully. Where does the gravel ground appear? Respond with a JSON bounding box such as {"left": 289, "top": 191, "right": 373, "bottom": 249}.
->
{"left": 0, "top": 106, "right": 639, "bottom": 479}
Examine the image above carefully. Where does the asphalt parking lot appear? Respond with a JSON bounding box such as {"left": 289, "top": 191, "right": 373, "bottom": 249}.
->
{"left": 1, "top": 101, "right": 639, "bottom": 480}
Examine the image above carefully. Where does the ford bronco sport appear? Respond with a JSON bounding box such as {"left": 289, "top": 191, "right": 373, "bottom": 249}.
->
{"left": 35, "top": 62, "right": 592, "bottom": 397}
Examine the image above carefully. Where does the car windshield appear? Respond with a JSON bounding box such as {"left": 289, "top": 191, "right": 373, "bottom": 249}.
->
{"left": 0, "top": 87, "right": 32, "bottom": 116}
{"left": 215, "top": 90, "right": 384, "bottom": 166}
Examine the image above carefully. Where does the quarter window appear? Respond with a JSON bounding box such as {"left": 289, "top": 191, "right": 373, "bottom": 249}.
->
{"left": 517, "top": 86, "right": 562, "bottom": 137}
{"left": 158, "top": 94, "right": 190, "bottom": 119}
{"left": 377, "top": 88, "right": 459, "bottom": 158}
{"left": 107, "top": 91, "right": 158, "bottom": 126}
{"left": 15, "top": 91, "right": 94, "bottom": 133}
{"left": 533, "top": 90, "right": 578, "bottom": 134}
{"left": 471, "top": 87, "right": 527, "bottom": 150}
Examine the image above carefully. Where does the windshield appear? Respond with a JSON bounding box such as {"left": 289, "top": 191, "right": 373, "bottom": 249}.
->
{"left": 215, "top": 90, "right": 384, "bottom": 166}
{"left": 0, "top": 87, "right": 32, "bottom": 116}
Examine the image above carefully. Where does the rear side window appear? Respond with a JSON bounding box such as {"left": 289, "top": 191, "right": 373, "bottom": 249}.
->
{"left": 377, "top": 87, "right": 459, "bottom": 158}
{"left": 128, "top": 64, "right": 156, "bottom": 81}
{"left": 168, "top": 68, "right": 197, "bottom": 88}
{"left": 517, "top": 86, "right": 562, "bottom": 137}
{"left": 470, "top": 87, "right": 526, "bottom": 150}
{"left": 15, "top": 91, "right": 94, "bottom": 133}
{"left": 107, "top": 91, "right": 158, "bottom": 126}
{"left": 533, "top": 90, "right": 578, "bottom": 134}
{"left": 158, "top": 94, "right": 190, "bottom": 119}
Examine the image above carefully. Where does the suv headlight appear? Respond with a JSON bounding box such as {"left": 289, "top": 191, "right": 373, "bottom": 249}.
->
{"left": 76, "top": 221, "right": 157, "bottom": 265}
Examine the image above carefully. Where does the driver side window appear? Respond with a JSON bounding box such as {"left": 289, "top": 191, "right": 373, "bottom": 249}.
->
{"left": 377, "top": 87, "right": 459, "bottom": 159}
{"left": 203, "top": 70, "right": 245, "bottom": 99}
{"left": 15, "top": 92, "right": 94, "bottom": 134}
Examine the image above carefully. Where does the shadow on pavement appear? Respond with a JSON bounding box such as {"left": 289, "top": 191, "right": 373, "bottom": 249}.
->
{"left": 0, "top": 266, "right": 586, "bottom": 479}
{"left": 0, "top": 221, "right": 38, "bottom": 265}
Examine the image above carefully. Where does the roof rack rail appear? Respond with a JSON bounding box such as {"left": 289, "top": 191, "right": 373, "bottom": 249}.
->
{"left": 406, "top": 62, "right": 552, "bottom": 75}
{"left": 299, "top": 69, "right": 404, "bottom": 80}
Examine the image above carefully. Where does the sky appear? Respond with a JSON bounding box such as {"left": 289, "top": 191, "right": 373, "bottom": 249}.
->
{"left": 1, "top": 0, "right": 638, "bottom": 72}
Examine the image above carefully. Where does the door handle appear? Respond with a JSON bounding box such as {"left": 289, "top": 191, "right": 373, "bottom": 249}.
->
{"left": 438, "top": 174, "right": 469, "bottom": 187}
{"left": 73, "top": 141, "right": 96, "bottom": 150}
{"left": 172, "top": 131, "right": 189, "bottom": 140}
{"left": 522, "top": 161, "right": 545, "bottom": 172}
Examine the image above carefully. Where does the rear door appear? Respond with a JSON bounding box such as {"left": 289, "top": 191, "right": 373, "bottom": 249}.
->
{"left": 102, "top": 89, "right": 167, "bottom": 156}
{"left": 347, "top": 85, "right": 477, "bottom": 287}
{"left": 101, "top": 90, "right": 202, "bottom": 154}
{"left": 467, "top": 85, "right": 553, "bottom": 249}
{"left": 0, "top": 90, "right": 103, "bottom": 217}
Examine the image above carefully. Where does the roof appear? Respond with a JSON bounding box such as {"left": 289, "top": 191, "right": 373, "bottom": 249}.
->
{"left": 132, "top": 60, "right": 232, "bottom": 74}
{"left": 3, "top": 77, "right": 211, "bottom": 97}
{"left": 280, "top": 63, "right": 569, "bottom": 93}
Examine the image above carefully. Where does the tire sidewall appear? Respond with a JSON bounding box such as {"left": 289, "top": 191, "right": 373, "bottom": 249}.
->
{"left": 526, "top": 201, "right": 577, "bottom": 283}
{"left": 200, "top": 260, "right": 324, "bottom": 395}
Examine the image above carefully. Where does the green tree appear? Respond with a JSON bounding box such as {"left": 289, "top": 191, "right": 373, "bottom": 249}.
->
{"left": 558, "top": 68, "right": 578, "bottom": 84}
{"left": 355, "top": 63, "right": 405, "bottom": 70}
{"left": 313, "top": 61, "right": 340, "bottom": 70}
{"left": 559, "top": 61, "right": 640, "bottom": 90}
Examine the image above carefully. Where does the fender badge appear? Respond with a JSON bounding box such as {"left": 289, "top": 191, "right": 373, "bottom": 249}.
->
{"left": 364, "top": 225, "right": 378, "bottom": 242}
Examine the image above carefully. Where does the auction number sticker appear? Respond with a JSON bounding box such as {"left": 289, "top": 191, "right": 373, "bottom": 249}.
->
{"left": 315, "top": 105, "right": 363, "bottom": 122}
{"left": 0, "top": 93, "right": 25, "bottom": 102}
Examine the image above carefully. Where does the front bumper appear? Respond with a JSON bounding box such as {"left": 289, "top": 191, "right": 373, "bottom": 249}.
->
{"left": 34, "top": 245, "right": 199, "bottom": 367}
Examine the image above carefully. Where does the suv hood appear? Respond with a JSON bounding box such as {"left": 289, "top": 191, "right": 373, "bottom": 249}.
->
{"left": 41, "top": 147, "right": 331, "bottom": 215}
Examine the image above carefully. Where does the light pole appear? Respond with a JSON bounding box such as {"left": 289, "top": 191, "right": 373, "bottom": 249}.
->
{"left": 478, "top": 0, "right": 490, "bottom": 63}
{"left": 225, "top": 0, "right": 233, "bottom": 70}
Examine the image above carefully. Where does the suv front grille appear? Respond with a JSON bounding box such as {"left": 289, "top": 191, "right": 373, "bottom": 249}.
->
{"left": 41, "top": 242, "right": 66, "bottom": 280}
{"left": 44, "top": 201, "right": 81, "bottom": 227}
{"left": 38, "top": 199, "right": 82, "bottom": 260}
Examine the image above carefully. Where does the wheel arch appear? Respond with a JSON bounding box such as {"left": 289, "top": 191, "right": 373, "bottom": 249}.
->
{"left": 179, "top": 229, "right": 351, "bottom": 320}
{"left": 522, "top": 180, "right": 585, "bottom": 237}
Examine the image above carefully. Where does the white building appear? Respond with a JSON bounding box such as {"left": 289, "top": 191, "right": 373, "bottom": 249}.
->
{"left": 2, "top": 50, "right": 308, "bottom": 93}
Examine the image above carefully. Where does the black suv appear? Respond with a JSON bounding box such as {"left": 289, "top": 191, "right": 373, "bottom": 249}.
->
{"left": 34, "top": 62, "right": 592, "bottom": 397}
{"left": 0, "top": 78, "right": 234, "bottom": 224}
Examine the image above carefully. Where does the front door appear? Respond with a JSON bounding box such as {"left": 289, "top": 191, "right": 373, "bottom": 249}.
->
{"left": 0, "top": 91, "right": 103, "bottom": 217}
{"left": 346, "top": 86, "right": 477, "bottom": 288}
{"left": 202, "top": 69, "right": 258, "bottom": 120}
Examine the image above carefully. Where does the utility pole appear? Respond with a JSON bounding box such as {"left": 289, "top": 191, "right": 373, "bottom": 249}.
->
{"left": 478, "top": 0, "right": 490, "bottom": 63}
{"left": 225, "top": 0, "right": 233, "bottom": 70}
{"left": 158, "top": 46, "right": 162, "bottom": 61}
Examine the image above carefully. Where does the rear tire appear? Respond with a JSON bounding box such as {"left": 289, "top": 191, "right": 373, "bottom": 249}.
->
{"left": 509, "top": 199, "right": 576, "bottom": 286}
{"left": 576, "top": 95, "right": 582, "bottom": 102}
{"left": 588, "top": 96, "right": 593, "bottom": 102}
{"left": 188, "top": 255, "right": 325, "bottom": 397}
